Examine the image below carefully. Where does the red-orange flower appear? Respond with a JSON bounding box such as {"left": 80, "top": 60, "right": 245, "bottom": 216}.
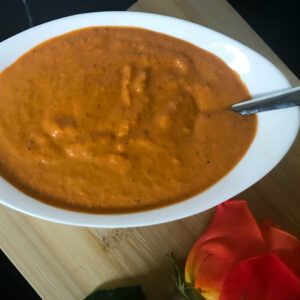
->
{"left": 221, "top": 254, "right": 300, "bottom": 300}
{"left": 185, "top": 200, "right": 300, "bottom": 300}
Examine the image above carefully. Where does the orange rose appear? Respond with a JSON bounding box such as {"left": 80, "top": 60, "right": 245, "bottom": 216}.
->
{"left": 185, "top": 200, "right": 300, "bottom": 300}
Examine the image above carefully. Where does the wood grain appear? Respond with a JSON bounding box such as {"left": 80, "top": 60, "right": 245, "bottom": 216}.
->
{"left": 0, "top": 1, "right": 299, "bottom": 299}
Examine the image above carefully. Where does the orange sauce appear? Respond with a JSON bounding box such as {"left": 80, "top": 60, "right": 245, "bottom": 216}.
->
{"left": 0, "top": 27, "right": 256, "bottom": 212}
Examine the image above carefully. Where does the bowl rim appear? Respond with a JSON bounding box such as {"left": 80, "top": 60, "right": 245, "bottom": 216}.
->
{"left": 0, "top": 11, "right": 299, "bottom": 227}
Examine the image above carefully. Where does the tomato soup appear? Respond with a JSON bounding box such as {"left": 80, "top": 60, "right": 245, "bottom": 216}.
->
{"left": 0, "top": 27, "right": 256, "bottom": 212}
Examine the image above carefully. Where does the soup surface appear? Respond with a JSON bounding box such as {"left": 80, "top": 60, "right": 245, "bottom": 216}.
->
{"left": 0, "top": 27, "right": 256, "bottom": 212}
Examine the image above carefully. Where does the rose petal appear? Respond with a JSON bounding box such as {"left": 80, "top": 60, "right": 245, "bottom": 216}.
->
{"left": 185, "top": 200, "right": 266, "bottom": 299}
{"left": 260, "top": 222, "right": 300, "bottom": 277}
{"left": 220, "top": 254, "right": 300, "bottom": 300}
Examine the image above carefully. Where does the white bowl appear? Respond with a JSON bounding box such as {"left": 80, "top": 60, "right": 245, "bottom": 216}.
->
{"left": 0, "top": 12, "right": 299, "bottom": 227}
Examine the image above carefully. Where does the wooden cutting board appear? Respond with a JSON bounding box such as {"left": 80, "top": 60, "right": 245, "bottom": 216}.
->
{"left": 0, "top": 1, "right": 299, "bottom": 299}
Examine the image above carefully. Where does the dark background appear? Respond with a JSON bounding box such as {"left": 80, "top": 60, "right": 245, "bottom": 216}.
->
{"left": 0, "top": 1, "right": 299, "bottom": 299}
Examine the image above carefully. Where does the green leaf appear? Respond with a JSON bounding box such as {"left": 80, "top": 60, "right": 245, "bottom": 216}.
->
{"left": 84, "top": 286, "right": 145, "bottom": 300}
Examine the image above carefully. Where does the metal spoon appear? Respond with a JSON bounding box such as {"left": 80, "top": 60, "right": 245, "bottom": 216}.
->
{"left": 232, "top": 86, "right": 300, "bottom": 115}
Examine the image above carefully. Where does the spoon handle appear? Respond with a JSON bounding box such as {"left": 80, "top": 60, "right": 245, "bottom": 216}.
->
{"left": 232, "top": 86, "right": 300, "bottom": 115}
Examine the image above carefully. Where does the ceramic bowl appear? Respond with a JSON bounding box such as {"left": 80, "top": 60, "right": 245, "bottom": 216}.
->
{"left": 0, "top": 12, "right": 299, "bottom": 227}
